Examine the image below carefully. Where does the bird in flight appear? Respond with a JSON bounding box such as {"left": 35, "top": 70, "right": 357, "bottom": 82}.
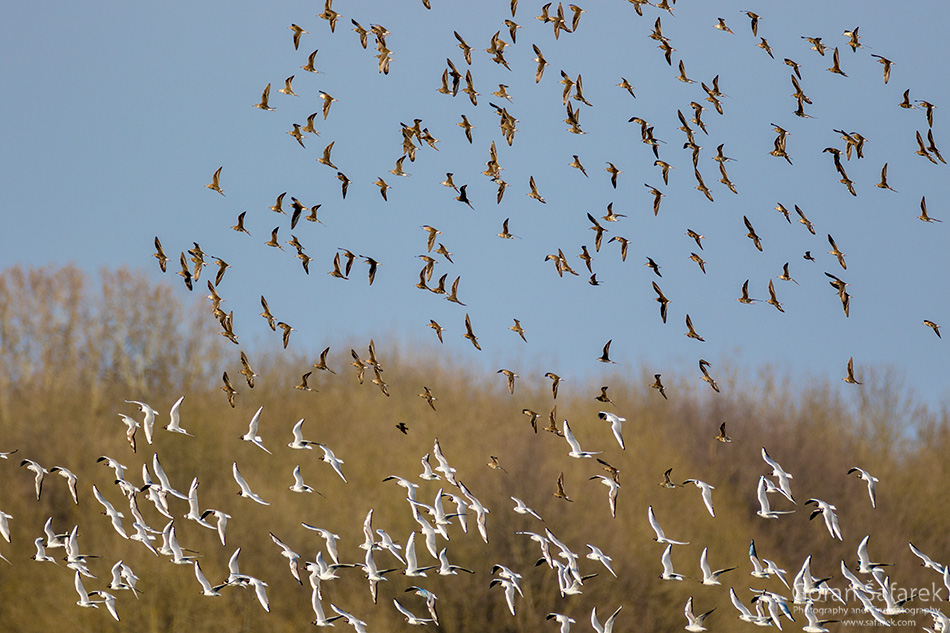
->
{"left": 253, "top": 84, "right": 274, "bottom": 111}
{"left": 597, "top": 339, "right": 616, "bottom": 363}
{"left": 715, "top": 422, "right": 732, "bottom": 443}
{"left": 843, "top": 357, "right": 862, "bottom": 385}
{"left": 462, "top": 313, "right": 481, "bottom": 350}
{"left": 650, "top": 374, "right": 667, "bottom": 399}
{"left": 685, "top": 314, "right": 705, "bottom": 342}
{"left": 923, "top": 320, "right": 941, "bottom": 338}
{"left": 205, "top": 167, "right": 225, "bottom": 196}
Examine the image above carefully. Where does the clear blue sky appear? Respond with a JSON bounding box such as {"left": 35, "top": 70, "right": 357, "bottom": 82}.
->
{"left": 2, "top": 0, "right": 947, "bottom": 413}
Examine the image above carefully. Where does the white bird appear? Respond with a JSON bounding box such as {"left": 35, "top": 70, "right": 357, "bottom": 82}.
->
{"left": 92, "top": 484, "right": 128, "bottom": 539}
{"left": 382, "top": 475, "right": 419, "bottom": 501}
{"left": 879, "top": 575, "right": 909, "bottom": 615}
{"left": 761, "top": 475, "right": 796, "bottom": 504}
{"left": 491, "top": 564, "right": 525, "bottom": 596}
{"left": 516, "top": 530, "right": 554, "bottom": 568}
{"left": 419, "top": 453, "right": 441, "bottom": 481}
{"left": 840, "top": 560, "right": 874, "bottom": 594}
{"left": 330, "top": 604, "right": 369, "bottom": 633}
{"left": 139, "top": 466, "right": 172, "bottom": 519}
{"left": 806, "top": 498, "right": 843, "bottom": 540}
{"left": 545, "top": 527, "right": 579, "bottom": 569}
{"left": 91, "top": 590, "right": 120, "bottom": 621}
{"left": 317, "top": 443, "right": 347, "bottom": 482}
{"left": 854, "top": 588, "right": 892, "bottom": 626}
{"left": 184, "top": 478, "right": 215, "bottom": 528}
{"left": 311, "top": 585, "right": 341, "bottom": 626}
{"left": 729, "top": 587, "right": 769, "bottom": 625}
{"left": 598, "top": 411, "right": 626, "bottom": 449}
{"left": 414, "top": 515, "right": 440, "bottom": 560}
{"left": 241, "top": 406, "right": 272, "bottom": 454}
{"left": 109, "top": 560, "right": 139, "bottom": 598}
{"left": 164, "top": 395, "right": 192, "bottom": 435}
{"left": 64, "top": 524, "right": 96, "bottom": 569}
{"left": 586, "top": 544, "right": 617, "bottom": 577}
{"left": 96, "top": 455, "right": 127, "bottom": 481}
{"left": 394, "top": 598, "right": 434, "bottom": 625}
{"left": 307, "top": 550, "right": 352, "bottom": 584}
{"left": 376, "top": 529, "right": 406, "bottom": 565}
{"left": 752, "top": 591, "right": 794, "bottom": 629}
{"left": 432, "top": 438, "right": 458, "bottom": 485}
{"left": 490, "top": 577, "right": 518, "bottom": 615}
{"left": 201, "top": 509, "right": 230, "bottom": 546}
{"left": 761, "top": 447, "right": 795, "bottom": 501}
{"left": 589, "top": 474, "right": 620, "bottom": 518}
{"left": 126, "top": 400, "right": 158, "bottom": 445}
{"left": 226, "top": 547, "right": 247, "bottom": 585}
{"left": 685, "top": 596, "right": 716, "bottom": 632}
{"left": 152, "top": 453, "right": 187, "bottom": 500}
{"left": 74, "top": 571, "right": 99, "bottom": 608}
{"left": 443, "top": 492, "right": 469, "bottom": 533}
{"left": 748, "top": 540, "right": 788, "bottom": 585}
{"left": 683, "top": 478, "right": 716, "bottom": 517}
{"left": 32, "top": 537, "right": 59, "bottom": 564}
{"left": 20, "top": 458, "right": 48, "bottom": 500}
{"left": 290, "top": 465, "right": 316, "bottom": 493}
{"left": 816, "top": 577, "right": 847, "bottom": 606}
{"left": 194, "top": 560, "right": 225, "bottom": 596}
{"left": 438, "top": 547, "right": 474, "bottom": 575}
{"left": 270, "top": 532, "right": 303, "bottom": 583}
{"left": 547, "top": 612, "right": 576, "bottom": 633}
{"left": 802, "top": 600, "right": 840, "bottom": 632}
{"left": 403, "top": 532, "right": 436, "bottom": 577}
{"left": 649, "top": 505, "right": 689, "bottom": 544}
{"left": 763, "top": 558, "right": 790, "bottom": 589}
{"left": 49, "top": 466, "right": 79, "bottom": 505}
{"left": 302, "top": 524, "right": 342, "bottom": 565}
{"left": 42, "top": 516, "right": 68, "bottom": 549}
{"left": 232, "top": 462, "right": 270, "bottom": 505}
{"left": 360, "top": 508, "right": 377, "bottom": 551}
{"left": 431, "top": 489, "right": 458, "bottom": 529}
{"left": 511, "top": 496, "right": 543, "bottom": 521}
{"left": 856, "top": 534, "right": 891, "bottom": 574}
{"left": 168, "top": 525, "right": 197, "bottom": 564}
{"left": 461, "top": 481, "right": 490, "bottom": 544}
{"left": 661, "top": 543, "right": 685, "bottom": 580}
{"left": 563, "top": 419, "right": 602, "bottom": 458}
{"left": 848, "top": 466, "right": 879, "bottom": 509}
{"left": 591, "top": 606, "right": 623, "bottom": 633}
{"left": 0, "top": 510, "right": 11, "bottom": 543}
{"left": 908, "top": 542, "right": 946, "bottom": 573}
{"left": 794, "top": 559, "right": 817, "bottom": 605}
{"left": 757, "top": 476, "right": 795, "bottom": 519}
{"left": 700, "top": 547, "right": 737, "bottom": 585}
{"left": 130, "top": 522, "right": 159, "bottom": 556}
{"left": 405, "top": 585, "right": 440, "bottom": 626}
{"left": 925, "top": 608, "right": 950, "bottom": 632}
{"left": 248, "top": 576, "right": 270, "bottom": 612}
{"left": 119, "top": 563, "right": 141, "bottom": 595}
{"left": 288, "top": 418, "right": 317, "bottom": 449}
{"left": 117, "top": 413, "right": 140, "bottom": 451}
{"left": 554, "top": 559, "right": 590, "bottom": 596}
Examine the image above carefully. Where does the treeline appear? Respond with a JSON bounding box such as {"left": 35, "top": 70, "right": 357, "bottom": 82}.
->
{"left": 0, "top": 265, "right": 947, "bottom": 632}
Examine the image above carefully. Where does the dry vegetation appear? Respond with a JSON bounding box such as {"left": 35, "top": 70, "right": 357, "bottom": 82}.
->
{"left": 0, "top": 265, "right": 947, "bottom": 632}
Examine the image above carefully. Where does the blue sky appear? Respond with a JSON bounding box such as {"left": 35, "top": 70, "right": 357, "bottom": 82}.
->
{"left": 2, "top": 0, "right": 947, "bottom": 412}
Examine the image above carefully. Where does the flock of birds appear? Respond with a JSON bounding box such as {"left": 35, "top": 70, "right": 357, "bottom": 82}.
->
{"left": 5, "top": 0, "right": 949, "bottom": 631}
{"left": 4, "top": 392, "right": 950, "bottom": 630}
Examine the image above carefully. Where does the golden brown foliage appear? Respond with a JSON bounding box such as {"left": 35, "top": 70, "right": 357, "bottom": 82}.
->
{"left": 0, "top": 266, "right": 947, "bottom": 632}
